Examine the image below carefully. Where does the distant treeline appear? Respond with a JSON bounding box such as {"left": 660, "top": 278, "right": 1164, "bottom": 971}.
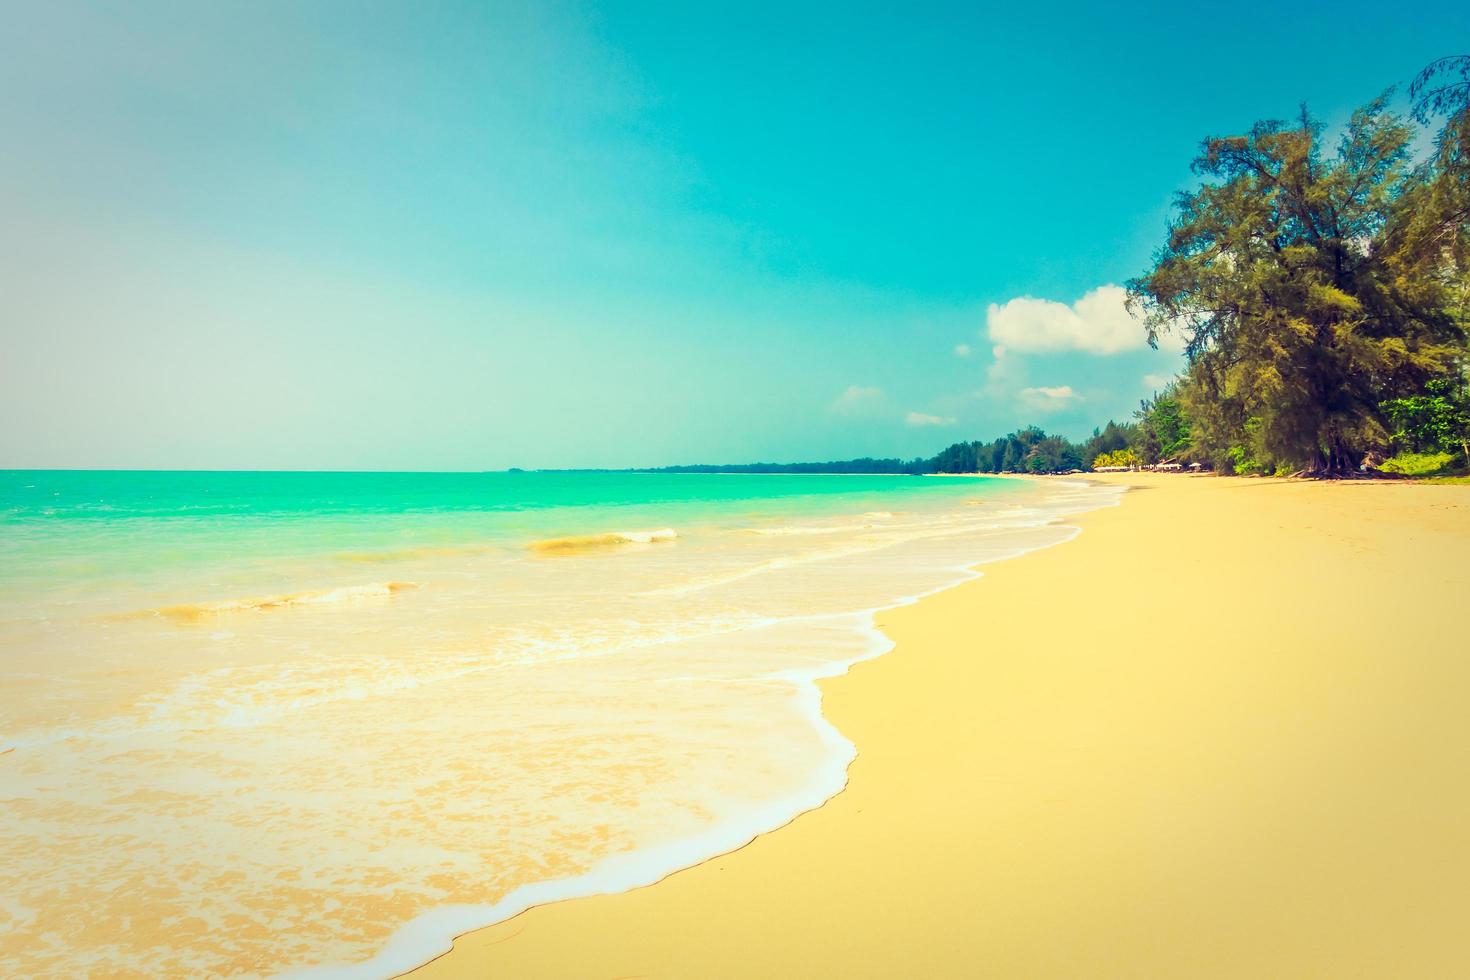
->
{"left": 924, "top": 399, "right": 1188, "bottom": 474}
{"left": 647, "top": 457, "right": 923, "bottom": 474}
{"left": 642, "top": 397, "right": 1191, "bottom": 476}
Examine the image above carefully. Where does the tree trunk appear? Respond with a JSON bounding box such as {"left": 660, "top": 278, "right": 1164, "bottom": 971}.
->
{"left": 1305, "top": 438, "right": 1360, "bottom": 479}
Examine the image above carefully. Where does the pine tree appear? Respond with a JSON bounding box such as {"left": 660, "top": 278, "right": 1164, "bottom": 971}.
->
{"left": 1129, "top": 99, "right": 1465, "bottom": 475}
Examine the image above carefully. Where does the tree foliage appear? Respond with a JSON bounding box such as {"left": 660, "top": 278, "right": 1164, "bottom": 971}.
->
{"left": 1412, "top": 55, "right": 1470, "bottom": 176}
{"left": 1381, "top": 377, "right": 1470, "bottom": 460}
{"left": 656, "top": 60, "right": 1470, "bottom": 482}
{"left": 1134, "top": 389, "right": 1191, "bottom": 462}
{"left": 1129, "top": 94, "right": 1468, "bottom": 475}
{"left": 1078, "top": 421, "right": 1135, "bottom": 467}
{"left": 1092, "top": 448, "right": 1144, "bottom": 468}
{"left": 928, "top": 427, "right": 1083, "bottom": 475}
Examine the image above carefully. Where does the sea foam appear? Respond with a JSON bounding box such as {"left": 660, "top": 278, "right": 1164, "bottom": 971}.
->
{"left": 0, "top": 474, "right": 1122, "bottom": 978}
{"left": 528, "top": 527, "right": 678, "bottom": 554}
{"left": 128, "top": 582, "right": 420, "bottom": 623}
{"left": 286, "top": 485, "right": 1124, "bottom": 979}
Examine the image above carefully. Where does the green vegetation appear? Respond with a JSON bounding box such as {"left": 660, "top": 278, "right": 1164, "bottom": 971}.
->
{"left": 655, "top": 58, "right": 1469, "bottom": 480}
{"left": 1380, "top": 452, "right": 1457, "bottom": 476}
{"left": 928, "top": 427, "right": 1079, "bottom": 475}
{"left": 1133, "top": 391, "right": 1191, "bottom": 463}
{"left": 1128, "top": 56, "right": 1470, "bottom": 477}
{"left": 1092, "top": 448, "right": 1145, "bottom": 469}
{"left": 650, "top": 457, "right": 926, "bottom": 475}
{"left": 913, "top": 391, "right": 1206, "bottom": 475}
{"left": 1381, "top": 378, "right": 1470, "bottom": 464}
{"left": 652, "top": 427, "right": 1092, "bottom": 475}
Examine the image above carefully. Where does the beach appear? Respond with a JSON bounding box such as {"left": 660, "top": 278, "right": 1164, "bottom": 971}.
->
{"left": 409, "top": 473, "right": 1470, "bottom": 978}
{"left": 0, "top": 471, "right": 1119, "bottom": 976}
{"left": 7, "top": 7, "right": 1467, "bottom": 976}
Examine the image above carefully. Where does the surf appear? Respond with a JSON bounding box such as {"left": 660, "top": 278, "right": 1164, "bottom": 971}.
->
{"left": 126, "top": 581, "right": 420, "bottom": 623}
{"left": 528, "top": 528, "right": 678, "bottom": 555}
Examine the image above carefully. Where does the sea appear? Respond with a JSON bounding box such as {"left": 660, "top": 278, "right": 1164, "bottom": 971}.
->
{"left": 0, "top": 469, "right": 1119, "bottom": 977}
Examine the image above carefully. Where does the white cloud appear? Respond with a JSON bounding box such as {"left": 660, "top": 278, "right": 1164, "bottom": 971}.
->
{"left": 1019, "top": 385, "right": 1081, "bottom": 412}
{"left": 986, "top": 284, "right": 1146, "bottom": 355}
{"left": 1142, "top": 373, "right": 1169, "bottom": 390}
{"left": 953, "top": 343, "right": 972, "bottom": 357}
{"left": 970, "top": 343, "right": 1024, "bottom": 401}
{"left": 905, "top": 411, "right": 957, "bottom": 427}
{"left": 829, "top": 385, "right": 884, "bottom": 415}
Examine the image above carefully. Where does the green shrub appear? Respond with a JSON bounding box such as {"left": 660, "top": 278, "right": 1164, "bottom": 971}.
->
{"left": 1227, "top": 445, "right": 1268, "bottom": 475}
{"left": 1091, "top": 448, "right": 1143, "bottom": 469}
{"left": 1379, "top": 451, "right": 1455, "bottom": 476}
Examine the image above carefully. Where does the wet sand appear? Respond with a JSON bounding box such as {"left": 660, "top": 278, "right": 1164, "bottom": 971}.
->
{"left": 407, "top": 473, "right": 1470, "bottom": 978}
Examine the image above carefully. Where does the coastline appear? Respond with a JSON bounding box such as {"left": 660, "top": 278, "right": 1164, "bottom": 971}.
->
{"left": 404, "top": 473, "right": 1470, "bottom": 978}
{"left": 5, "top": 471, "right": 1113, "bottom": 977}
{"left": 286, "top": 479, "right": 1119, "bottom": 979}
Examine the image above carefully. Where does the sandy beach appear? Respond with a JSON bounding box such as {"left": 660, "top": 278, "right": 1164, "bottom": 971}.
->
{"left": 408, "top": 473, "right": 1470, "bottom": 978}
{"left": 9, "top": 12, "right": 1466, "bottom": 976}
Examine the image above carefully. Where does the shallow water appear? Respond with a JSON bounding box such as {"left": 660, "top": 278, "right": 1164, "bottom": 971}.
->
{"left": 0, "top": 470, "right": 1118, "bottom": 977}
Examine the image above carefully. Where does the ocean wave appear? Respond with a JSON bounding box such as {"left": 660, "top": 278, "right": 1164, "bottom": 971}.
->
{"left": 125, "top": 582, "right": 420, "bottom": 623}
{"left": 287, "top": 499, "right": 1127, "bottom": 980}
{"left": 2, "top": 479, "right": 1131, "bottom": 978}
{"left": 646, "top": 512, "right": 1059, "bottom": 598}
{"left": 747, "top": 524, "right": 866, "bottom": 536}
{"left": 747, "top": 512, "right": 905, "bottom": 537}
{"left": 529, "top": 528, "right": 678, "bottom": 555}
{"left": 334, "top": 544, "right": 498, "bottom": 563}
{"left": 3, "top": 612, "right": 768, "bottom": 751}
{"left": 640, "top": 534, "right": 934, "bottom": 598}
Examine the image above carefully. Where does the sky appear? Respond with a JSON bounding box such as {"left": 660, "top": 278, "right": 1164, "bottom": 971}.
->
{"left": 1, "top": 1, "right": 1463, "bottom": 470}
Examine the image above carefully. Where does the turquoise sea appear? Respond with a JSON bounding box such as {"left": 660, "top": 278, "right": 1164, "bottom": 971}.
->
{"left": 0, "top": 471, "right": 1023, "bottom": 603}
{"left": 0, "top": 470, "right": 1118, "bottom": 977}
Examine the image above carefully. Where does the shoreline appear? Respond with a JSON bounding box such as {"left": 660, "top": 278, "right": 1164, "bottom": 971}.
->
{"left": 402, "top": 473, "right": 1470, "bottom": 978}
{"left": 289, "top": 480, "right": 1121, "bottom": 979}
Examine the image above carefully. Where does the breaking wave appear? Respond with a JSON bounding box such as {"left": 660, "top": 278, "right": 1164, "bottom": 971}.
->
{"left": 529, "top": 528, "right": 678, "bottom": 555}
{"left": 126, "top": 582, "right": 420, "bottom": 623}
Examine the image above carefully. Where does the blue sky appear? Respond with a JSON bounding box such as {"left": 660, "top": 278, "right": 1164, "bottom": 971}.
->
{"left": 1, "top": 1, "right": 1462, "bottom": 469}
